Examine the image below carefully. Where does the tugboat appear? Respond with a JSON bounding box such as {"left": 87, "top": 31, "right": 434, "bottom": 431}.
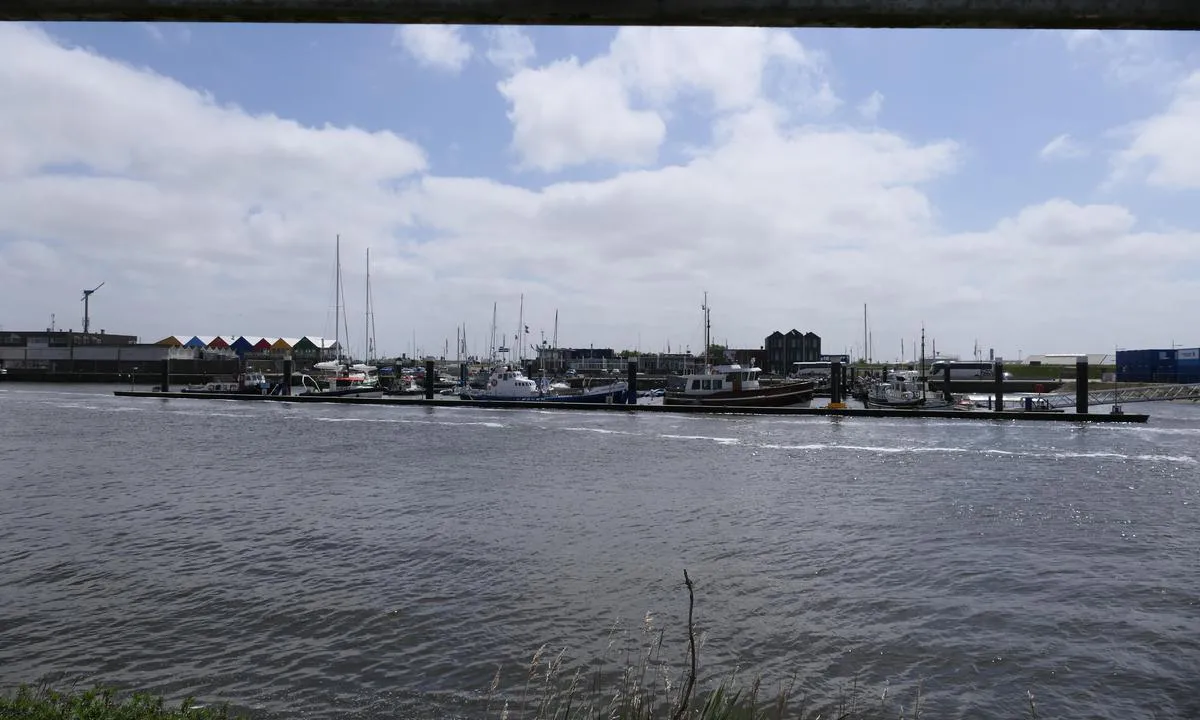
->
{"left": 663, "top": 362, "right": 815, "bottom": 407}
{"left": 661, "top": 293, "right": 814, "bottom": 408}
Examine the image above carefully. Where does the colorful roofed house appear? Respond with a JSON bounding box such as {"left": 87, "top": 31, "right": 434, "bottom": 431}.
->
{"left": 184, "top": 336, "right": 215, "bottom": 348}
{"left": 155, "top": 335, "right": 189, "bottom": 347}
{"left": 229, "top": 336, "right": 255, "bottom": 355}
{"left": 207, "top": 336, "right": 231, "bottom": 350}
{"left": 272, "top": 338, "right": 302, "bottom": 355}
{"left": 293, "top": 336, "right": 336, "bottom": 360}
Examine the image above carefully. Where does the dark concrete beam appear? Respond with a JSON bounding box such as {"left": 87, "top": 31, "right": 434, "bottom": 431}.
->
{"left": 7, "top": 0, "right": 1200, "bottom": 30}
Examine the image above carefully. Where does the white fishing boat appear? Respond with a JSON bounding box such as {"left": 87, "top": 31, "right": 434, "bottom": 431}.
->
{"left": 460, "top": 364, "right": 629, "bottom": 404}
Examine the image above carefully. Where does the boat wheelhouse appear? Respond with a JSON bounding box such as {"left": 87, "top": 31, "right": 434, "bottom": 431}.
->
{"left": 664, "top": 363, "right": 815, "bottom": 407}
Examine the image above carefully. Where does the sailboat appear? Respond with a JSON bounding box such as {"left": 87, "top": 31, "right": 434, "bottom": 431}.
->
{"left": 310, "top": 236, "right": 383, "bottom": 397}
{"left": 663, "top": 293, "right": 816, "bottom": 407}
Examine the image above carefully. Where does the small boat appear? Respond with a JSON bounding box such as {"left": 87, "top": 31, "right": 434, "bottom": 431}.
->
{"left": 1016, "top": 396, "right": 1065, "bottom": 413}
{"left": 461, "top": 365, "right": 630, "bottom": 404}
{"left": 179, "top": 369, "right": 274, "bottom": 395}
{"left": 309, "top": 360, "right": 384, "bottom": 397}
{"left": 863, "top": 370, "right": 951, "bottom": 410}
{"left": 663, "top": 363, "right": 815, "bottom": 407}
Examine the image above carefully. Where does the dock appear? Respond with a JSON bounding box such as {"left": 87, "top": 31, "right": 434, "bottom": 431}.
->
{"left": 111, "top": 390, "right": 1149, "bottom": 423}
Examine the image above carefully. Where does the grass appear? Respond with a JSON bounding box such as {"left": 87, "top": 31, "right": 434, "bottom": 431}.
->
{"left": 1, "top": 570, "right": 1045, "bottom": 720}
{"left": 0, "top": 684, "right": 239, "bottom": 719}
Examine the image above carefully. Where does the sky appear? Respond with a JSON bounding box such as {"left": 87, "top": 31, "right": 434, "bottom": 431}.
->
{"left": 1, "top": 22, "right": 1199, "bottom": 361}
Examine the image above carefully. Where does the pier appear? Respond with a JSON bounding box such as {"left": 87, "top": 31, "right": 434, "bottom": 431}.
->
{"left": 1011, "top": 383, "right": 1200, "bottom": 409}
{"left": 111, "top": 390, "right": 1149, "bottom": 423}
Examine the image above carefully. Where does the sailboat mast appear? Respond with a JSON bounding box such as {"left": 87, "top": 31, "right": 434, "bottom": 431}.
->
{"left": 517, "top": 293, "right": 525, "bottom": 365}
{"left": 489, "top": 303, "right": 497, "bottom": 363}
{"left": 863, "top": 303, "right": 868, "bottom": 365}
{"left": 334, "top": 234, "right": 341, "bottom": 364}
{"left": 701, "top": 291, "right": 710, "bottom": 369}
{"left": 920, "top": 324, "right": 927, "bottom": 400}
{"left": 365, "top": 247, "right": 373, "bottom": 363}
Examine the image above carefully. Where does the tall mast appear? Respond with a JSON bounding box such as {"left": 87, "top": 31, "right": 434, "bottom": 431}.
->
{"left": 517, "top": 293, "right": 525, "bottom": 364}
{"left": 365, "top": 247, "right": 376, "bottom": 363}
{"left": 490, "top": 302, "right": 497, "bottom": 363}
{"left": 338, "top": 237, "right": 350, "bottom": 363}
{"left": 334, "top": 234, "right": 341, "bottom": 364}
{"left": 701, "top": 291, "right": 710, "bottom": 369}
{"left": 920, "top": 324, "right": 927, "bottom": 400}
{"left": 863, "top": 303, "right": 868, "bottom": 365}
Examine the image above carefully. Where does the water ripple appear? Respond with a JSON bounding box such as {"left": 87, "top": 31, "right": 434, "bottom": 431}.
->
{"left": 1, "top": 388, "right": 1198, "bottom": 719}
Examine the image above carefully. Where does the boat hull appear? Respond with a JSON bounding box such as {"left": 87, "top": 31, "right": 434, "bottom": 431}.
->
{"left": 864, "top": 397, "right": 952, "bottom": 410}
{"left": 461, "top": 385, "right": 632, "bottom": 404}
{"left": 306, "top": 387, "right": 384, "bottom": 398}
{"left": 663, "top": 381, "right": 815, "bottom": 407}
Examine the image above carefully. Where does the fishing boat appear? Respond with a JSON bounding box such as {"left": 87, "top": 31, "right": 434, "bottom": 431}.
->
{"left": 663, "top": 362, "right": 815, "bottom": 407}
{"left": 179, "top": 369, "right": 274, "bottom": 395}
{"left": 662, "top": 293, "right": 814, "bottom": 408}
{"left": 460, "top": 364, "right": 630, "bottom": 404}
{"left": 864, "top": 370, "right": 952, "bottom": 410}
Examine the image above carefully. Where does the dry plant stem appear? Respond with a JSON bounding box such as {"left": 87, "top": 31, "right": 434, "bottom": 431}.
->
{"left": 671, "top": 569, "right": 697, "bottom": 720}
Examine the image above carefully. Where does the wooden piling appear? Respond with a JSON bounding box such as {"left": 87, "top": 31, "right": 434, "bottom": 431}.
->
{"left": 1076, "top": 357, "right": 1089, "bottom": 414}
{"left": 993, "top": 359, "right": 1004, "bottom": 412}
{"left": 424, "top": 359, "right": 435, "bottom": 399}
{"left": 282, "top": 358, "right": 293, "bottom": 395}
{"left": 626, "top": 360, "right": 637, "bottom": 404}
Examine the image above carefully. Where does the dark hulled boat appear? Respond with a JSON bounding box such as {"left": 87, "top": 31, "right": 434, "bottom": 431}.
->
{"left": 663, "top": 363, "right": 815, "bottom": 407}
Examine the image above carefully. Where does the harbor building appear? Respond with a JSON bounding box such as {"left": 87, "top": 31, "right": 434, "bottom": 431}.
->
{"left": 764, "top": 329, "right": 822, "bottom": 376}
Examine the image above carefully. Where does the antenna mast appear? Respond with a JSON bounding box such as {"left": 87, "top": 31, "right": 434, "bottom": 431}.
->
{"left": 81, "top": 281, "right": 105, "bottom": 335}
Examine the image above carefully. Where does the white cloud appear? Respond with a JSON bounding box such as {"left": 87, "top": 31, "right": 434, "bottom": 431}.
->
{"left": 497, "top": 27, "right": 837, "bottom": 173}
{"left": 1111, "top": 71, "right": 1200, "bottom": 189}
{"left": 1060, "top": 29, "right": 1181, "bottom": 88}
{"left": 1038, "top": 133, "right": 1088, "bottom": 160}
{"left": 485, "top": 27, "right": 535, "bottom": 73}
{"left": 858, "top": 91, "right": 884, "bottom": 121}
{"left": 1, "top": 23, "right": 1198, "bottom": 358}
{"left": 392, "top": 25, "right": 473, "bottom": 73}
{"left": 498, "top": 56, "right": 667, "bottom": 172}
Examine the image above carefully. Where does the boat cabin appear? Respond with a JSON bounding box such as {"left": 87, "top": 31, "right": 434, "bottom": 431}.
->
{"left": 675, "top": 364, "right": 762, "bottom": 395}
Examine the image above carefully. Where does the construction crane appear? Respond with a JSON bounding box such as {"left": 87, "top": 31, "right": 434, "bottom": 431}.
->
{"left": 81, "top": 281, "right": 105, "bottom": 335}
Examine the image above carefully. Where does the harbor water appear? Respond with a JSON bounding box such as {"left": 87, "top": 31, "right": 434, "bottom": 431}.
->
{"left": 1, "top": 385, "right": 1198, "bottom": 719}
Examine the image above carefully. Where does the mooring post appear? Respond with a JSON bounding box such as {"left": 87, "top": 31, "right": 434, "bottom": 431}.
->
{"left": 159, "top": 357, "right": 170, "bottom": 392}
{"left": 626, "top": 359, "right": 637, "bottom": 404}
{"left": 993, "top": 359, "right": 1004, "bottom": 412}
{"left": 827, "top": 360, "right": 845, "bottom": 408}
{"left": 282, "top": 358, "right": 293, "bottom": 396}
{"left": 460, "top": 362, "right": 468, "bottom": 387}
{"left": 943, "top": 364, "right": 952, "bottom": 402}
{"left": 1076, "top": 355, "right": 1089, "bottom": 414}
{"left": 424, "top": 359, "right": 435, "bottom": 399}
